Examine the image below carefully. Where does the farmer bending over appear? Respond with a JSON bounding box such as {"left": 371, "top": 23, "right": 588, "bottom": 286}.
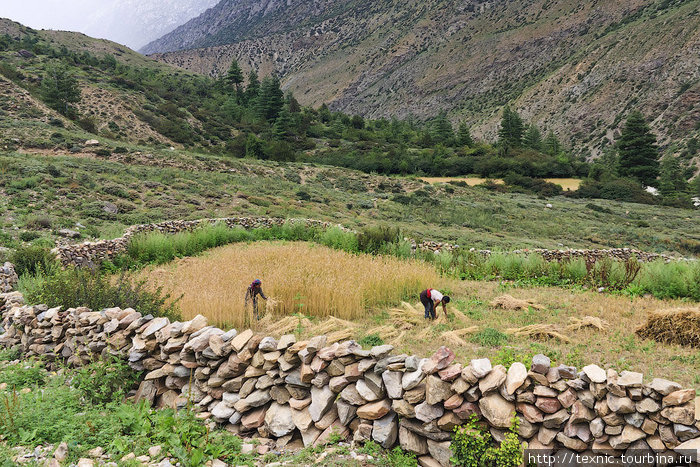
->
{"left": 420, "top": 288, "right": 450, "bottom": 320}
{"left": 245, "top": 279, "right": 267, "bottom": 320}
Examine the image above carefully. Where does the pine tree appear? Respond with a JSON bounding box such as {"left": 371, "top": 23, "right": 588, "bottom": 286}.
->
{"left": 542, "top": 131, "right": 562, "bottom": 157}
{"left": 658, "top": 156, "right": 688, "bottom": 198}
{"left": 254, "top": 75, "right": 284, "bottom": 121}
{"left": 41, "top": 65, "right": 81, "bottom": 116}
{"left": 273, "top": 108, "right": 295, "bottom": 140}
{"left": 617, "top": 111, "right": 660, "bottom": 187}
{"left": 523, "top": 124, "right": 543, "bottom": 151}
{"left": 285, "top": 92, "right": 301, "bottom": 113}
{"left": 245, "top": 70, "right": 260, "bottom": 104}
{"left": 430, "top": 112, "right": 455, "bottom": 145}
{"left": 498, "top": 105, "right": 524, "bottom": 151}
{"left": 456, "top": 121, "right": 474, "bottom": 147}
{"left": 225, "top": 59, "right": 244, "bottom": 94}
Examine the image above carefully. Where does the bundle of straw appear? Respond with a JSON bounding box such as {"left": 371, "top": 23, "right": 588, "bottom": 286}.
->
{"left": 506, "top": 324, "right": 571, "bottom": 343}
{"left": 636, "top": 307, "right": 700, "bottom": 348}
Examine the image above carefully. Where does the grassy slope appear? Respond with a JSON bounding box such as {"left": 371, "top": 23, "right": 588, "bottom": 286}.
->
{"left": 1, "top": 149, "right": 699, "bottom": 258}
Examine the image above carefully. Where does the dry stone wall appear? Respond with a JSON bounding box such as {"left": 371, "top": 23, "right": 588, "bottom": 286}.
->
{"left": 0, "top": 262, "right": 18, "bottom": 293}
{"left": 52, "top": 217, "right": 349, "bottom": 268}
{"left": 51, "top": 216, "right": 688, "bottom": 270}
{"left": 1, "top": 292, "right": 699, "bottom": 466}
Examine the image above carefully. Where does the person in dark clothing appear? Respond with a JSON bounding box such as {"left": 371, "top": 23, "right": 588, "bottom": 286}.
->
{"left": 420, "top": 288, "right": 450, "bottom": 320}
{"left": 245, "top": 279, "right": 268, "bottom": 320}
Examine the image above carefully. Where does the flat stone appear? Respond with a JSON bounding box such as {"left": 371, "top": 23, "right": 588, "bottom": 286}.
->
{"left": 663, "top": 389, "right": 695, "bottom": 407}
{"left": 583, "top": 364, "right": 606, "bottom": 383}
{"left": 231, "top": 329, "right": 253, "bottom": 352}
{"left": 535, "top": 397, "right": 562, "bottom": 414}
{"left": 661, "top": 402, "right": 695, "bottom": 425}
{"left": 618, "top": 370, "right": 643, "bottom": 388}
{"left": 479, "top": 364, "right": 506, "bottom": 394}
{"left": 648, "top": 378, "right": 682, "bottom": 396}
{"left": 607, "top": 394, "right": 635, "bottom": 414}
{"left": 422, "top": 346, "right": 455, "bottom": 374}
{"left": 370, "top": 344, "right": 394, "bottom": 359}
{"left": 340, "top": 384, "right": 366, "bottom": 405}
{"left": 427, "top": 439, "right": 452, "bottom": 466}
{"left": 415, "top": 401, "right": 444, "bottom": 423}
{"left": 403, "top": 359, "right": 427, "bottom": 390}
{"left": 357, "top": 399, "right": 391, "bottom": 420}
{"left": 337, "top": 400, "right": 357, "bottom": 425}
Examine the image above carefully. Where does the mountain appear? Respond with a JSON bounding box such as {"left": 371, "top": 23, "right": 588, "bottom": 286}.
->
{"left": 143, "top": 0, "right": 700, "bottom": 159}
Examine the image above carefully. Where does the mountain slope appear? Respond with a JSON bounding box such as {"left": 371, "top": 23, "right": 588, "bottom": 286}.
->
{"left": 145, "top": 0, "right": 700, "bottom": 158}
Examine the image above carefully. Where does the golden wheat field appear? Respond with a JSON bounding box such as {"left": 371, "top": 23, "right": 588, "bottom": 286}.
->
{"left": 419, "top": 177, "right": 582, "bottom": 190}
{"left": 140, "top": 241, "right": 441, "bottom": 328}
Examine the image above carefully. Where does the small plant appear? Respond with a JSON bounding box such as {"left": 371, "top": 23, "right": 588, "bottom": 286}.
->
{"left": 326, "top": 429, "right": 344, "bottom": 445}
{"left": 0, "top": 360, "right": 47, "bottom": 389}
{"left": 386, "top": 446, "right": 418, "bottom": 467}
{"left": 452, "top": 415, "right": 523, "bottom": 467}
{"left": 472, "top": 328, "right": 509, "bottom": 347}
{"left": 71, "top": 354, "right": 141, "bottom": 405}
{"left": 359, "top": 333, "right": 384, "bottom": 348}
{"left": 357, "top": 440, "right": 382, "bottom": 457}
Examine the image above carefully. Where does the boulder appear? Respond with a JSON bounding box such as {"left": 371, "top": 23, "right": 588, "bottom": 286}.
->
{"left": 505, "top": 362, "right": 527, "bottom": 395}
{"left": 648, "top": 378, "right": 682, "bottom": 396}
{"left": 372, "top": 413, "right": 399, "bottom": 448}
{"left": 425, "top": 375, "right": 453, "bottom": 405}
{"left": 309, "top": 386, "right": 335, "bottom": 422}
{"left": 478, "top": 365, "right": 506, "bottom": 394}
{"left": 427, "top": 439, "right": 452, "bottom": 467}
{"left": 399, "top": 426, "right": 429, "bottom": 455}
{"left": 383, "top": 371, "right": 403, "bottom": 399}
{"left": 470, "top": 358, "right": 492, "bottom": 379}
{"left": 531, "top": 354, "right": 551, "bottom": 374}
{"left": 479, "top": 393, "right": 515, "bottom": 428}
{"left": 264, "top": 403, "right": 295, "bottom": 437}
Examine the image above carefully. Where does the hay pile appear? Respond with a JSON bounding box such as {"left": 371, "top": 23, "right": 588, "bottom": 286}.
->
{"left": 490, "top": 294, "right": 544, "bottom": 311}
{"left": 636, "top": 307, "right": 700, "bottom": 348}
{"left": 506, "top": 324, "right": 571, "bottom": 343}
{"left": 567, "top": 316, "right": 609, "bottom": 332}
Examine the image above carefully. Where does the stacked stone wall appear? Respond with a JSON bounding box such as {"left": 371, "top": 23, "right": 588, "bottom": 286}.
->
{"left": 1, "top": 292, "right": 698, "bottom": 466}
{"left": 0, "top": 262, "right": 18, "bottom": 293}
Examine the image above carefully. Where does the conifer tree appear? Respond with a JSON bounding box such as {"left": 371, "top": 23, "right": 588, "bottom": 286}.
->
{"left": 41, "top": 65, "right": 81, "bottom": 116}
{"left": 273, "top": 108, "right": 295, "bottom": 140}
{"left": 658, "top": 156, "right": 688, "bottom": 198}
{"left": 457, "top": 121, "right": 474, "bottom": 147}
{"left": 255, "top": 75, "right": 284, "bottom": 121}
{"left": 498, "top": 105, "right": 524, "bottom": 151}
{"left": 542, "top": 131, "right": 562, "bottom": 156}
{"left": 430, "top": 112, "right": 455, "bottom": 145}
{"left": 245, "top": 70, "right": 260, "bottom": 104}
{"left": 225, "top": 59, "right": 244, "bottom": 94}
{"left": 523, "top": 124, "right": 543, "bottom": 151}
{"left": 617, "top": 111, "right": 660, "bottom": 187}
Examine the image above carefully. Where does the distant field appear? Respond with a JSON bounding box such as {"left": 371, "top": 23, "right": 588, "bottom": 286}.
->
{"left": 420, "top": 177, "right": 582, "bottom": 190}
{"left": 141, "top": 241, "right": 440, "bottom": 328}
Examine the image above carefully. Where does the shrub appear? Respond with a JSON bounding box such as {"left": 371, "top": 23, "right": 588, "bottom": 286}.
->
{"left": 452, "top": 415, "right": 523, "bottom": 467}
{"left": 19, "top": 231, "right": 41, "bottom": 242}
{"left": 0, "top": 360, "right": 47, "bottom": 388}
{"left": 386, "top": 447, "right": 418, "bottom": 467}
{"left": 359, "top": 333, "right": 384, "bottom": 348}
{"left": 22, "top": 267, "right": 181, "bottom": 320}
{"left": 71, "top": 354, "right": 141, "bottom": 405}
{"left": 10, "top": 245, "right": 57, "bottom": 276}
{"left": 357, "top": 225, "right": 400, "bottom": 254}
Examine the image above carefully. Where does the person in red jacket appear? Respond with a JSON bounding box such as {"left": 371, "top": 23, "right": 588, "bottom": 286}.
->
{"left": 420, "top": 288, "right": 450, "bottom": 320}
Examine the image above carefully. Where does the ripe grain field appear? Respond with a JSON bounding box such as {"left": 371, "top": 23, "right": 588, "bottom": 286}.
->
{"left": 141, "top": 241, "right": 440, "bottom": 328}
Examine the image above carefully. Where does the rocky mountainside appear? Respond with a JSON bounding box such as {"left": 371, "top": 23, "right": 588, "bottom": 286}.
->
{"left": 144, "top": 0, "right": 700, "bottom": 158}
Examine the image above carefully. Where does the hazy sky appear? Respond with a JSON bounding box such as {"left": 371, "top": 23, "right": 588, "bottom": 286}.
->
{"left": 0, "top": 0, "right": 219, "bottom": 49}
{"left": 0, "top": 0, "right": 94, "bottom": 34}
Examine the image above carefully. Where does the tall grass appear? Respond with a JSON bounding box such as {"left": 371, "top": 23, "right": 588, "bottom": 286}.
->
{"left": 140, "top": 241, "right": 440, "bottom": 328}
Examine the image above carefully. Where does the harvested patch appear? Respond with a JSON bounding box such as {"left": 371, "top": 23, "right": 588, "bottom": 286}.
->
{"left": 490, "top": 294, "right": 544, "bottom": 311}
{"left": 636, "top": 307, "right": 700, "bottom": 348}
{"left": 442, "top": 327, "right": 480, "bottom": 348}
{"left": 506, "top": 324, "right": 571, "bottom": 343}
{"left": 567, "top": 316, "right": 610, "bottom": 332}
{"left": 140, "top": 241, "right": 439, "bottom": 328}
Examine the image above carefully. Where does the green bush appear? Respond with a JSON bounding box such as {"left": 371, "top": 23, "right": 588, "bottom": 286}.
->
{"left": 21, "top": 267, "right": 181, "bottom": 320}
{"left": 357, "top": 225, "right": 400, "bottom": 254}
{"left": 359, "top": 333, "right": 384, "bottom": 348}
{"left": 71, "top": 355, "right": 141, "bottom": 405}
{"left": 10, "top": 245, "right": 57, "bottom": 276}
{"left": 0, "top": 360, "right": 47, "bottom": 389}
{"left": 452, "top": 415, "right": 523, "bottom": 467}
{"left": 386, "top": 447, "right": 418, "bottom": 467}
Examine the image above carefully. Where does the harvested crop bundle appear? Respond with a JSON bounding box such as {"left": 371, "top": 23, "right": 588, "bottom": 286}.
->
{"left": 490, "top": 294, "right": 544, "bottom": 311}
{"left": 636, "top": 307, "right": 700, "bottom": 348}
